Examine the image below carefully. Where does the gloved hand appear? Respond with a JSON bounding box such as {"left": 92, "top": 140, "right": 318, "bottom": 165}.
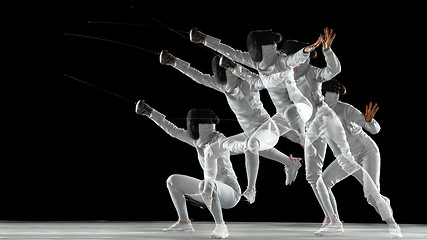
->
{"left": 159, "top": 50, "right": 176, "bottom": 65}
{"left": 135, "top": 100, "right": 153, "bottom": 116}
{"left": 219, "top": 55, "right": 236, "bottom": 70}
{"left": 189, "top": 28, "right": 206, "bottom": 43}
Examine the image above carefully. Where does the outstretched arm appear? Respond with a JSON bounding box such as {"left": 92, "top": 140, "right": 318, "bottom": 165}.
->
{"left": 190, "top": 28, "right": 257, "bottom": 69}
{"left": 232, "top": 64, "right": 265, "bottom": 89}
{"left": 135, "top": 100, "right": 194, "bottom": 145}
{"left": 160, "top": 50, "right": 223, "bottom": 92}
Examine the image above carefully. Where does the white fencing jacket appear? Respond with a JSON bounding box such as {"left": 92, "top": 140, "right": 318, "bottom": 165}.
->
{"left": 203, "top": 35, "right": 309, "bottom": 116}
{"left": 148, "top": 108, "right": 241, "bottom": 194}
{"left": 173, "top": 58, "right": 270, "bottom": 137}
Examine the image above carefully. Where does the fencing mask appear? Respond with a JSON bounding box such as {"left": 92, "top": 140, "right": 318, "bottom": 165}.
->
{"left": 187, "top": 109, "right": 220, "bottom": 140}
{"left": 321, "top": 79, "right": 346, "bottom": 96}
{"left": 247, "top": 30, "right": 282, "bottom": 63}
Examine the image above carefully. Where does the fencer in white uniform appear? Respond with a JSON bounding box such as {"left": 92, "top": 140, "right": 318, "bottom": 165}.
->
{"left": 225, "top": 29, "right": 386, "bottom": 235}
{"left": 158, "top": 50, "right": 302, "bottom": 204}
{"left": 135, "top": 101, "right": 240, "bottom": 239}
{"left": 321, "top": 80, "right": 402, "bottom": 238}
{"left": 190, "top": 28, "right": 323, "bottom": 137}
{"left": 275, "top": 30, "right": 397, "bottom": 236}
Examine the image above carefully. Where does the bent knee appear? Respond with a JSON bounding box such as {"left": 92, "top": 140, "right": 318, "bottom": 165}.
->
{"left": 306, "top": 171, "right": 321, "bottom": 185}
{"left": 247, "top": 138, "right": 261, "bottom": 153}
{"left": 166, "top": 174, "right": 179, "bottom": 188}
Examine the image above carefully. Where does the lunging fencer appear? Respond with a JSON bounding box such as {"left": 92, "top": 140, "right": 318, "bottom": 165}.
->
{"left": 158, "top": 50, "right": 302, "bottom": 204}
{"left": 321, "top": 80, "right": 402, "bottom": 238}
{"left": 135, "top": 101, "right": 241, "bottom": 239}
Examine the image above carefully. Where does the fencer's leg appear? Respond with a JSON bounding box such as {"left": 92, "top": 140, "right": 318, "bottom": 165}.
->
{"left": 245, "top": 150, "right": 259, "bottom": 190}
{"left": 315, "top": 177, "right": 335, "bottom": 222}
{"left": 323, "top": 159, "right": 352, "bottom": 220}
{"left": 199, "top": 179, "right": 233, "bottom": 239}
{"left": 305, "top": 138, "right": 329, "bottom": 221}
{"left": 314, "top": 178, "right": 344, "bottom": 236}
{"left": 242, "top": 150, "right": 259, "bottom": 204}
{"left": 352, "top": 165, "right": 395, "bottom": 223}
{"left": 247, "top": 119, "right": 280, "bottom": 153}
{"left": 164, "top": 174, "right": 200, "bottom": 232}
{"left": 201, "top": 179, "right": 224, "bottom": 224}
{"left": 322, "top": 111, "right": 360, "bottom": 175}
{"left": 361, "top": 152, "right": 398, "bottom": 228}
{"left": 166, "top": 174, "right": 199, "bottom": 222}
{"left": 284, "top": 74, "right": 313, "bottom": 123}
{"left": 259, "top": 148, "right": 292, "bottom": 165}
{"left": 284, "top": 105, "right": 306, "bottom": 137}
{"left": 328, "top": 190, "right": 339, "bottom": 222}
{"left": 306, "top": 117, "right": 343, "bottom": 236}
{"left": 325, "top": 116, "right": 388, "bottom": 222}
{"left": 260, "top": 148, "right": 302, "bottom": 185}
{"left": 360, "top": 153, "right": 382, "bottom": 211}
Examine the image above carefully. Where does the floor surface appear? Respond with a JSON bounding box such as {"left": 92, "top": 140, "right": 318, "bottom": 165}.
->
{"left": 0, "top": 221, "right": 425, "bottom": 239}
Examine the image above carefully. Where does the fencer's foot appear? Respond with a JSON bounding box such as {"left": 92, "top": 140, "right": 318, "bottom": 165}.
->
{"left": 388, "top": 223, "right": 403, "bottom": 239}
{"left": 162, "top": 219, "right": 194, "bottom": 232}
{"left": 219, "top": 55, "right": 236, "bottom": 70}
{"left": 320, "top": 217, "right": 329, "bottom": 228}
{"left": 242, "top": 187, "right": 256, "bottom": 204}
{"left": 284, "top": 155, "right": 302, "bottom": 185}
{"left": 190, "top": 28, "right": 206, "bottom": 43}
{"left": 159, "top": 50, "right": 176, "bottom": 65}
{"left": 209, "top": 223, "right": 229, "bottom": 239}
{"left": 314, "top": 220, "right": 344, "bottom": 236}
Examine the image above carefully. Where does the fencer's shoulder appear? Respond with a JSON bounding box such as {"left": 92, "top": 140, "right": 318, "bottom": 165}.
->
{"left": 335, "top": 101, "right": 351, "bottom": 110}
{"left": 212, "top": 131, "right": 226, "bottom": 141}
{"left": 336, "top": 101, "right": 360, "bottom": 116}
{"left": 337, "top": 101, "right": 356, "bottom": 109}
{"left": 307, "top": 64, "right": 321, "bottom": 72}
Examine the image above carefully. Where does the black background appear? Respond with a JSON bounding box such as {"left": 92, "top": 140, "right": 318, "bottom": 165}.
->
{"left": 6, "top": 1, "right": 425, "bottom": 224}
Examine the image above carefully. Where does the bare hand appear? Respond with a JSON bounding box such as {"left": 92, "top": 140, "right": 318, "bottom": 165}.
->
{"left": 304, "top": 34, "right": 324, "bottom": 53}
{"left": 322, "top": 27, "right": 336, "bottom": 51}
{"left": 363, "top": 102, "right": 379, "bottom": 122}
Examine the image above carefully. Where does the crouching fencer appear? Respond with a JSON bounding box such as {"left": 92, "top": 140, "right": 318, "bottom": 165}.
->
{"left": 159, "top": 50, "right": 302, "bottom": 204}
{"left": 190, "top": 28, "right": 324, "bottom": 138}
{"left": 135, "top": 100, "right": 241, "bottom": 239}
{"left": 321, "top": 80, "right": 402, "bottom": 239}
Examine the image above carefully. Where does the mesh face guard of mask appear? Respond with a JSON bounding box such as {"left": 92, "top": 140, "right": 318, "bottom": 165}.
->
{"left": 247, "top": 30, "right": 282, "bottom": 62}
{"left": 186, "top": 109, "right": 219, "bottom": 140}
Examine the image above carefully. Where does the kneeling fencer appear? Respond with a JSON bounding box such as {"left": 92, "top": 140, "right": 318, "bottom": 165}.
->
{"left": 135, "top": 100, "right": 241, "bottom": 239}
{"left": 321, "top": 80, "right": 402, "bottom": 239}
{"left": 159, "top": 50, "right": 302, "bottom": 204}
